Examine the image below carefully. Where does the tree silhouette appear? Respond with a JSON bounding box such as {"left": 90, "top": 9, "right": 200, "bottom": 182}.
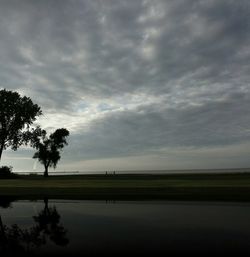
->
{"left": 0, "top": 89, "right": 42, "bottom": 161}
{"left": 33, "top": 198, "right": 69, "bottom": 246}
{"left": 0, "top": 218, "right": 43, "bottom": 256}
{"left": 0, "top": 197, "right": 16, "bottom": 208}
{"left": 0, "top": 198, "right": 43, "bottom": 256}
{"left": 32, "top": 128, "right": 69, "bottom": 177}
{"left": 0, "top": 198, "right": 68, "bottom": 256}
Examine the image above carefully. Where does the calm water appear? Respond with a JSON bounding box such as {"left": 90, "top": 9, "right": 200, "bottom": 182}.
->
{"left": 0, "top": 199, "right": 250, "bottom": 256}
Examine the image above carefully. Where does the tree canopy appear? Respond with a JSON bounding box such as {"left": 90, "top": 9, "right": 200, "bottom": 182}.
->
{"left": 0, "top": 89, "right": 42, "bottom": 160}
{"left": 32, "top": 128, "right": 69, "bottom": 177}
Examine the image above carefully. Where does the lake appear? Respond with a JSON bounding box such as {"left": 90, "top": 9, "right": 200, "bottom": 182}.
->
{"left": 0, "top": 199, "right": 250, "bottom": 256}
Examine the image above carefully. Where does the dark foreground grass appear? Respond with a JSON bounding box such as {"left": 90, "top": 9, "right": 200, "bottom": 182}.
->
{"left": 0, "top": 172, "right": 250, "bottom": 201}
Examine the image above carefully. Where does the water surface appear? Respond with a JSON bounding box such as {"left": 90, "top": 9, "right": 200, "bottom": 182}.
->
{"left": 0, "top": 199, "right": 250, "bottom": 256}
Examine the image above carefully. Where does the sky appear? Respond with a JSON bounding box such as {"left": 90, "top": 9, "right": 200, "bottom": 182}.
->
{"left": 1, "top": 0, "right": 250, "bottom": 172}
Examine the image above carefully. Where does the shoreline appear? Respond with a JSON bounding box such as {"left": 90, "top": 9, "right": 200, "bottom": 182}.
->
{"left": 13, "top": 167, "right": 250, "bottom": 176}
{"left": 0, "top": 173, "right": 250, "bottom": 202}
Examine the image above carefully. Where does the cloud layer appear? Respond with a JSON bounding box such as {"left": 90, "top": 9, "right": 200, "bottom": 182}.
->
{"left": 1, "top": 0, "right": 250, "bottom": 171}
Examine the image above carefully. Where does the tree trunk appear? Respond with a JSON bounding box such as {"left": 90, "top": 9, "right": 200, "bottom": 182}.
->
{"left": 0, "top": 215, "right": 7, "bottom": 246}
{"left": 44, "top": 165, "right": 49, "bottom": 177}
{"left": 44, "top": 160, "right": 51, "bottom": 177}
{"left": 0, "top": 143, "right": 4, "bottom": 161}
{"left": 44, "top": 197, "right": 49, "bottom": 214}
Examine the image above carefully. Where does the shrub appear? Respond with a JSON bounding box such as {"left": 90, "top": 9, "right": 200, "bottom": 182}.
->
{"left": 0, "top": 166, "right": 16, "bottom": 178}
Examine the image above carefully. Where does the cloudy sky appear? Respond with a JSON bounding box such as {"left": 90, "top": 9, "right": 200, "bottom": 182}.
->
{"left": 1, "top": 0, "right": 250, "bottom": 172}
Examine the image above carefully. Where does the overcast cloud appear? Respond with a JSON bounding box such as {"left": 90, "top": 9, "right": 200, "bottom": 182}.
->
{"left": 1, "top": 0, "right": 250, "bottom": 172}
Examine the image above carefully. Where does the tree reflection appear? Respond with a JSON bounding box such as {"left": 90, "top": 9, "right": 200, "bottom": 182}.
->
{"left": 33, "top": 198, "right": 69, "bottom": 246}
{"left": 0, "top": 197, "right": 68, "bottom": 256}
{"left": 0, "top": 196, "right": 16, "bottom": 209}
{"left": 0, "top": 217, "right": 43, "bottom": 256}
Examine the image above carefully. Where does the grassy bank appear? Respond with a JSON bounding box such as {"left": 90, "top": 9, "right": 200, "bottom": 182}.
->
{"left": 0, "top": 172, "right": 250, "bottom": 201}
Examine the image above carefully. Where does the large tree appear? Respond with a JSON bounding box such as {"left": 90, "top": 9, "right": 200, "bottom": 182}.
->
{"left": 32, "top": 128, "right": 69, "bottom": 177}
{"left": 0, "top": 89, "right": 42, "bottom": 161}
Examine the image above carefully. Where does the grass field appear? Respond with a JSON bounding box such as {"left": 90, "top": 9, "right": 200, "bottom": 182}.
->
{"left": 0, "top": 172, "right": 250, "bottom": 201}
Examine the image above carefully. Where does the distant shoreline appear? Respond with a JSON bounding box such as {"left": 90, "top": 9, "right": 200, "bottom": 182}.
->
{"left": 13, "top": 167, "right": 250, "bottom": 176}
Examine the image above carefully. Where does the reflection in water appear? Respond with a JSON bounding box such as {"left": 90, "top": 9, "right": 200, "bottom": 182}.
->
{"left": 1, "top": 198, "right": 250, "bottom": 256}
{"left": 0, "top": 197, "right": 16, "bottom": 209}
{"left": 0, "top": 198, "right": 68, "bottom": 256}
{"left": 33, "top": 198, "right": 68, "bottom": 246}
